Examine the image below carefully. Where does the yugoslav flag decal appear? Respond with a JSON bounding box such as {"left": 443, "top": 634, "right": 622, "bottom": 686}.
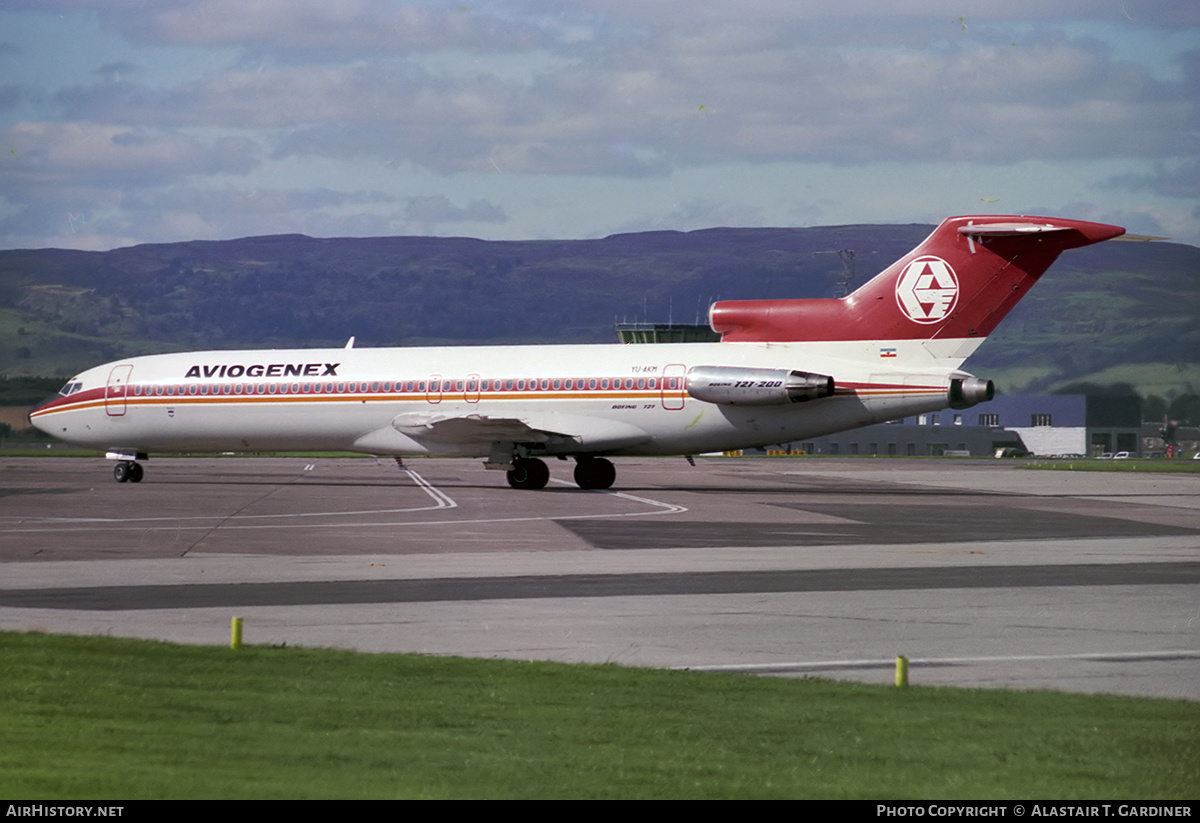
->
{"left": 895, "top": 256, "right": 959, "bottom": 324}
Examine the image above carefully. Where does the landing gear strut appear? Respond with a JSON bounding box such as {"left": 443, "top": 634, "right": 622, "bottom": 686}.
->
{"left": 506, "top": 457, "right": 550, "bottom": 490}
{"left": 573, "top": 456, "right": 615, "bottom": 490}
{"left": 113, "top": 461, "right": 144, "bottom": 483}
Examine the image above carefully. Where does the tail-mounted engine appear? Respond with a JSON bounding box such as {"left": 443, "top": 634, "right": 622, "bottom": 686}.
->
{"left": 949, "top": 376, "right": 994, "bottom": 409}
{"left": 687, "top": 366, "right": 835, "bottom": 406}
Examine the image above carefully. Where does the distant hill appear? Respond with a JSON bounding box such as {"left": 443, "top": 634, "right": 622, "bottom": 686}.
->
{"left": 1, "top": 224, "right": 1196, "bottom": 397}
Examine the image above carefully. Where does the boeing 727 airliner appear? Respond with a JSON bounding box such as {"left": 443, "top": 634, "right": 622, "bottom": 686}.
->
{"left": 29, "top": 215, "right": 1125, "bottom": 489}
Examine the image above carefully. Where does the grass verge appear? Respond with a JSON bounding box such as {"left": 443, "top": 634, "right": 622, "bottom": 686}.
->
{"left": 1, "top": 632, "right": 1196, "bottom": 799}
{"left": 1023, "top": 460, "right": 1200, "bottom": 474}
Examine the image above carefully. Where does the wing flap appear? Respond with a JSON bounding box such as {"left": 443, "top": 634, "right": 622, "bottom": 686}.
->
{"left": 385, "top": 411, "right": 651, "bottom": 453}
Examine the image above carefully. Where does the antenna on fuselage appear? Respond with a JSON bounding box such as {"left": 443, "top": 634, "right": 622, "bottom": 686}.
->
{"left": 344, "top": 336, "right": 355, "bottom": 349}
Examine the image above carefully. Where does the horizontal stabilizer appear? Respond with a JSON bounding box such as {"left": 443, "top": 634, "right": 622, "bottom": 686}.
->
{"left": 957, "top": 222, "right": 1072, "bottom": 237}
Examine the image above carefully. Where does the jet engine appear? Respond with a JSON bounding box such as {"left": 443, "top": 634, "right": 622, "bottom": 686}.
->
{"left": 687, "top": 366, "right": 835, "bottom": 406}
{"left": 948, "top": 376, "right": 994, "bottom": 409}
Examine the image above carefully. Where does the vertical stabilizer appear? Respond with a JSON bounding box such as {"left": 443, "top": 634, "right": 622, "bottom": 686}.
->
{"left": 710, "top": 216, "right": 1124, "bottom": 346}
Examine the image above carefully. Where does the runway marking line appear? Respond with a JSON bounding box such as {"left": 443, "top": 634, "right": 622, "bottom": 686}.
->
{"left": 0, "top": 469, "right": 687, "bottom": 533}
{"left": 404, "top": 468, "right": 457, "bottom": 511}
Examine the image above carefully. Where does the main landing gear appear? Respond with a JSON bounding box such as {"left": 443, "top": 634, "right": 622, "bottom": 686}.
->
{"left": 504, "top": 456, "right": 617, "bottom": 491}
{"left": 573, "top": 456, "right": 616, "bottom": 490}
{"left": 112, "top": 460, "right": 144, "bottom": 483}
{"left": 506, "top": 457, "right": 551, "bottom": 490}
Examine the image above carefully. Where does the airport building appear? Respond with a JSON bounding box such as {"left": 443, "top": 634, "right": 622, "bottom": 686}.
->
{"left": 775, "top": 393, "right": 1142, "bottom": 458}
{"left": 615, "top": 323, "right": 721, "bottom": 344}
{"left": 1142, "top": 423, "right": 1200, "bottom": 458}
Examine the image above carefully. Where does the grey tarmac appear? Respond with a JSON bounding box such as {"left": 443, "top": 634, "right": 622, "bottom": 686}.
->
{"left": 1, "top": 455, "right": 1197, "bottom": 700}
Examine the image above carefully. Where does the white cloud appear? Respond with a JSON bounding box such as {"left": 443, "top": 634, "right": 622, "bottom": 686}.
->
{"left": 1107, "top": 162, "right": 1200, "bottom": 201}
{"left": 1, "top": 1, "right": 1197, "bottom": 248}
{"left": 110, "top": 0, "right": 544, "bottom": 54}
{"left": 7, "top": 121, "right": 259, "bottom": 183}
{"left": 35, "top": 3, "right": 1200, "bottom": 173}
{"left": 403, "top": 195, "right": 505, "bottom": 223}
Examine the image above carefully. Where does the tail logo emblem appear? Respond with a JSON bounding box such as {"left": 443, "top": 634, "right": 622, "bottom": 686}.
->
{"left": 895, "top": 256, "right": 959, "bottom": 324}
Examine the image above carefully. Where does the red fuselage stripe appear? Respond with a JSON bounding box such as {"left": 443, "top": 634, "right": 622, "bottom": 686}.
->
{"left": 32, "top": 378, "right": 944, "bottom": 419}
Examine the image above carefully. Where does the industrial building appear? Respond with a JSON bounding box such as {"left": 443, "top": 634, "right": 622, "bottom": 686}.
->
{"left": 778, "top": 393, "right": 1142, "bottom": 458}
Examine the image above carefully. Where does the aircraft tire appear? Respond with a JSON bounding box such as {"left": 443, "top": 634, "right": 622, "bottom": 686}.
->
{"left": 129, "top": 462, "right": 144, "bottom": 483}
{"left": 506, "top": 457, "right": 550, "bottom": 490}
{"left": 574, "top": 457, "right": 615, "bottom": 490}
{"left": 113, "top": 462, "right": 131, "bottom": 483}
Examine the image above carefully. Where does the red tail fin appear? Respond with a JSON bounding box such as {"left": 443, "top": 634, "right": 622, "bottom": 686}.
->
{"left": 709, "top": 215, "right": 1124, "bottom": 343}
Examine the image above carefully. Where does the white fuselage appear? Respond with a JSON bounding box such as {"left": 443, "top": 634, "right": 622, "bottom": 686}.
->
{"left": 32, "top": 338, "right": 970, "bottom": 459}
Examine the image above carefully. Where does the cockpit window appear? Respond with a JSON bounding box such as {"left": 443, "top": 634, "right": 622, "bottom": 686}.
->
{"left": 58, "top": 381, "right": 83, "bottom": 396}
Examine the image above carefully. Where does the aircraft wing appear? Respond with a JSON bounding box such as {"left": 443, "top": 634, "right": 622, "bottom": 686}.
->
{"left": 353, "top": 411, "right": 651, "bottom": 455}
{"left": 391, "top": 412, "right": 576, "bottom": 445}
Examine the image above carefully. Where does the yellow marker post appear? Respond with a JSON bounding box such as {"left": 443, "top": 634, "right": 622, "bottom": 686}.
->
{"left": 231, "top": 616, "right": 243, "bottom": 650}
{"left": 895, "top": 655, "right": 909, "bottom": 688}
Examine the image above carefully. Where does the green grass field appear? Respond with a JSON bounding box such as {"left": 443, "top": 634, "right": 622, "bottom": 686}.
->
{"left": 1, "top": 632, "right": 1196, "bottom": 799}
{"left": 1024, "top": 459, "right": 1200, "bottom": 473}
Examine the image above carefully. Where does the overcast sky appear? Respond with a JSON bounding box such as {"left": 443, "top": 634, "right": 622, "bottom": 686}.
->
{"left": 2, "top": 1, "right": 1197, "bottom": 250}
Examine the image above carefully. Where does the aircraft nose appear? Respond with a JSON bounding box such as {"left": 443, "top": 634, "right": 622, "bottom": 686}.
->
{"left": 28, "top": 393, "right": 62, "bottom": 431}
